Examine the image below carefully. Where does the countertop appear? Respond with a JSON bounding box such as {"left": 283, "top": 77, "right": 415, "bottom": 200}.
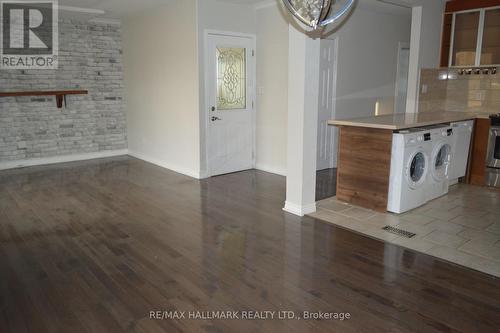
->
{"left": 328, "top": 112, "right": 490, "bottom": 130}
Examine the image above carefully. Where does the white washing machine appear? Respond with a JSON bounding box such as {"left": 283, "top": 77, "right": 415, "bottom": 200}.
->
{"left": 427, "top": 125, "right": 454, "bottom": 201}
{"left": 387, "top": 129, "right": 433, "bottom": 214}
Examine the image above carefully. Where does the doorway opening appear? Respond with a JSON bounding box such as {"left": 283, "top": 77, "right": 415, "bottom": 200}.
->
{"left": 316, "top": 38, "right": 339, "bottom": 200}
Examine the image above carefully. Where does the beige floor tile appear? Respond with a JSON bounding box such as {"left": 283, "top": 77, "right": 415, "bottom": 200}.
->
{"left": 340, "top": 207, "right": 377, "bottom": 221}
{"left": 464, "top": 256, "right": 500, "bottom": 277}
{"left": 394, "top": 220, "right": 435, "bottom": 238}
{"left": 484, "top": 204, "right": 500, "bottom": 214}
{"left": 309, "top": 209, "right": 349, "bottom": 224}
{"left": 424, "top": 230, "right": 468, "bottom": 248}
{"left": 459, "top": 239, "right": 500, "bottom": 261}
{"left": 408, "top": 205, "right": 433, "bottom": 214}
{"left": 309, "top": 185, "right": 500, "bottom": 277}
{"left": 482, "top": 212, "right": 500, "bottom": 224}
{"left": 458, "top": 228, "right": 500, "bottom": 244}
{"left": 360, "top": 225, "right": 401, "bottom": 242}
{"left": 449, "top": 215, "right": 495, "bottom": 230}
{"left": 399, "top": 213, "right": 435, "bottom": 225}
{"left": 422, "top": 208, "right": 461, "bottom": 221}
{"left": 421, "top": 197, "right": 459, "bottom": 210}
{"left": 486, "top": 222, "right": 500, "bottom": 235}
{"left": 317, "top": 198, "right": 352, "bottom": 213}
{"left": 447, "top": 206, "right": 489, "bottom": 218}
{"left": 311, "top": 209, "right": 367, "bottom": 232}
{"left": 365, "top": 213, "right": 403, "bottom": 227}
{"left": 426, "top": 220, "right": 464, "bottom": 234}
{"left": 451, "top": 198, "right": 486, "bottom": 210}
{"left": 425, "top": 245, "right": 477, "bottom": 267}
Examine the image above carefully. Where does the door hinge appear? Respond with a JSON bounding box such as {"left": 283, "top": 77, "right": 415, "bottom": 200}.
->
{"left": 252, "top": 49, "right": 255, "bottom": 57}
{"left": 252, "top": 100, "right": 254, "bottom": 109}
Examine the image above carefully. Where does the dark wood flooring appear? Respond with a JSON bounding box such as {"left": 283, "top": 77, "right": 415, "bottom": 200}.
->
{"left": 0, "top": 157, "right": 499, "bottom": 333}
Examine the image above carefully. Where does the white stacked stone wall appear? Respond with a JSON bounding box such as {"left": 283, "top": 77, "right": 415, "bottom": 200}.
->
{"left": 0, "top": 20, "right": 127, "bottom": 163}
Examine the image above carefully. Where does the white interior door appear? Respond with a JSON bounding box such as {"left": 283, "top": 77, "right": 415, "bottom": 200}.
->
{"left": 207, "top": 34, "right": 255, "bottom": 176}
{"left": 317, "top": 38, "right": 338, "bottom": 171}
{"left": 395, "top": 42, "right": 410, "bottom": 114}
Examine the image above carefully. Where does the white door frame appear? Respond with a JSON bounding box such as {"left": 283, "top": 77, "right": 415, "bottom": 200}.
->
{"left": 394, "top": 41, "right": 410, "bottom": 114}
{"left": 316, "top": 37, "right": 339, "bottom": 170}
{"left": 202, "top": 30, "right": 257, "bottom": 177}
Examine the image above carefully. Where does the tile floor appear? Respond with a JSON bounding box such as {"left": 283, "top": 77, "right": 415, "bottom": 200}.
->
{"left": 309, "top": 184, "right": 500, "bottom": 277}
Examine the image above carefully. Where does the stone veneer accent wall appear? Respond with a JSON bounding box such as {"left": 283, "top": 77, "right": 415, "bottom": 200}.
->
{"left": 0, "top": 20, "right": 127, "bottom": 163}
{"left": 419, "top": 68, "right": 500, "bottom": 115}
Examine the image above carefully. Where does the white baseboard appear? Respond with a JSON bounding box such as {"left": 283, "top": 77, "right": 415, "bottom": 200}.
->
{"left": 0, "top": 149, "right": 129, "bottom": 171}
{"left": 283, "top": 201, "right": 317, "bottom": 217}
{"left": 255, "top": 163, "right": 287, "bottom": 177}
{"left": 127, "top": 150, "right": 201, "bottom": 179}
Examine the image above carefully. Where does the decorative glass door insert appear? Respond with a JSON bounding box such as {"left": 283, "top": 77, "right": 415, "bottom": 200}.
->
{"left": 216, "top": 47, "right": 247, "bottom": 110}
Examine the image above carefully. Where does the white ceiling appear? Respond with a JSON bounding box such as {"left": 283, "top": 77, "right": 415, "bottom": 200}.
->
{"left": 56, "top": 0, "right": 442, "bottom": 21}
{"left": 58, "top": 0, "right": 174, "bottom": 20}
{"left": 58, "top": 0, "right": 267, "bottom": 20}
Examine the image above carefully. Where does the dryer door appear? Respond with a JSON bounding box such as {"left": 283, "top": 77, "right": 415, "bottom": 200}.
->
{"left": 406, "top": 151, "right": 428, "bottom": 189}
{"left": 432, "top": 143, "right": 452, "bottom": 181}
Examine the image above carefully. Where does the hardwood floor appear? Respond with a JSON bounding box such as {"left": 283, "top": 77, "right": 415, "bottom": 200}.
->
{"left": 0, "top": 156, "right": 499, "bottom": 333}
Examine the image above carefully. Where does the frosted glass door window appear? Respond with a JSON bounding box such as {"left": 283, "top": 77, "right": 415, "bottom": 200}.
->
{"left": 481, "top": 9, "right": 500, "bottom": 65}
{"left": 452, "top": 11, "right": 480, "bottom": 66}
{"left": 216, "top": 47, "right": 247, "bottom": 110}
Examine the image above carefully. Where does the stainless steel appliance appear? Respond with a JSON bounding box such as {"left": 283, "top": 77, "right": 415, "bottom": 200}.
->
{"left": 486, "top": 114, "right": 500, "bottom": 187}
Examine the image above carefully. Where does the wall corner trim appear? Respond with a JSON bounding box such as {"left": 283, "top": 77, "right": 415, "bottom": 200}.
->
{"left": 255, "top": 163, "right": 287, "bottom": 177}
{"left": 127, "top": 150, "right": 201, "bottom": 180}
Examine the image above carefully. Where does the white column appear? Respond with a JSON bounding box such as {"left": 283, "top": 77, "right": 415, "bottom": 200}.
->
{"left": 406, "top": 6, "right": 422, "bottom": 114}
{"left": 283, "top": 25, "right": 321, "bottom": 217}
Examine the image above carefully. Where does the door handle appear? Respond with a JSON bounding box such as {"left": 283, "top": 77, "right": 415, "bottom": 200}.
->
{"left": 211, "top": 106, "right": 216, "bottom": 112}
{"left": 211, "top": 116, "right": 222, "bottom": 122}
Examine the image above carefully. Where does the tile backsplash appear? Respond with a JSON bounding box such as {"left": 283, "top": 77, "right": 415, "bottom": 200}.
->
{"left": 419, "top": 68, "right": 500, "bottom": 115}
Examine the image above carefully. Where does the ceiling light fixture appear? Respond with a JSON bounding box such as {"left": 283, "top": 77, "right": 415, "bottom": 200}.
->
{"left": 281, "top": 0, "right": 355, "bottom": 30}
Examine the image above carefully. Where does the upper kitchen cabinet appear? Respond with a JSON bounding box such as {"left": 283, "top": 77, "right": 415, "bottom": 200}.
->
{"left": 482, "top": 8, "right": 500, "bottom": 65}
{"left": 441, "top": 0, "right": 500, "bottom": 67}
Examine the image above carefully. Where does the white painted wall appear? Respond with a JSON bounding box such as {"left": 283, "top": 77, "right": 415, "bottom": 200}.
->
{"left": 325, "top": 0, "right": 412, "bottom": 120}
{"left": 197, "top": 0, "right": 257, "bottom": 178}
{"left": 122, "top": 0, "right": 201, "bottom": 178}
{"left": 255, "top": 3, "right": 289, "bottom": 176}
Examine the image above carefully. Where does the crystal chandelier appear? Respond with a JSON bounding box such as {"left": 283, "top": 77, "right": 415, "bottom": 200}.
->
{"left": 282, "top": 0, "right": 355, "bottom": 30}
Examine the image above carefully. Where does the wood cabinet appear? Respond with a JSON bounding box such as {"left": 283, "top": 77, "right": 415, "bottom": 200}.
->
{"left": 468, "top": 118, "right": 491, "bottom": 186}
{"left": 441, "top": 0, "right": 500, "bottom": 67}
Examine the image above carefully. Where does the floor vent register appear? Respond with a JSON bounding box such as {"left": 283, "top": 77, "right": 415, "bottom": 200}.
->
{"left": 382, "top": 226, "right": 416, "bottom": 239}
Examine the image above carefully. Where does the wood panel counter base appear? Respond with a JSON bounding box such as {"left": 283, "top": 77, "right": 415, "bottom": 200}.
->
{"left": 336, "top": 126, "right": 393, "bottom": 213}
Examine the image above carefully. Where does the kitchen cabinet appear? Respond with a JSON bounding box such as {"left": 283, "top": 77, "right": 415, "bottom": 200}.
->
{"left": 468, "top": 118, "right": 491, "bottom": 186}
{"left": 441, "top": 0, "right": 500, "bottom": 67}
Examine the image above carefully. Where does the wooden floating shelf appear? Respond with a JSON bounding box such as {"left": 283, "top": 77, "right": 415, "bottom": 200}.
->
{"left": 0, "top": 90, "right": 88, "bottom": 109}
